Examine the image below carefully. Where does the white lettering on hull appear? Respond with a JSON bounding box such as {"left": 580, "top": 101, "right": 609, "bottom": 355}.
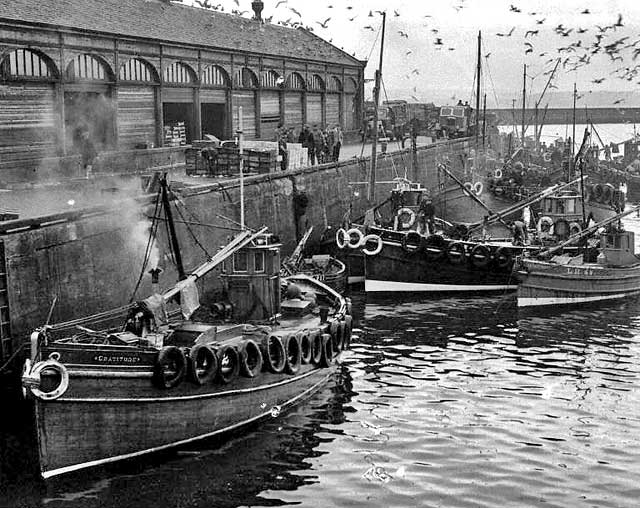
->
{"left": 365, "top": 279, "right": 518, "bottom": 292}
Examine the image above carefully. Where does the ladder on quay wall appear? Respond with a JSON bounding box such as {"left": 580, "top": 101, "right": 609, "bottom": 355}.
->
{"left": 0, "top": 241, "right": 11, "bottom": 364}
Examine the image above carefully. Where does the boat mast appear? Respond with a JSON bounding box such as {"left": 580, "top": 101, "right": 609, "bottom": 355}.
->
{"left": 482, "top": 93, "right": 487, "bottom": 148}
{"left": 368, "top": 10, "right": 386, "bottom": 203}
{"left": 238, "top": 106, "right": 245, "bottom": 229}
{"left": 160, "top": 174, "right": 186, "bottom": 281}
{"left": 571, "top": 83, "right": 577, "bottom": 181}
{"left": 521, "top": 63, "right": 526, "bottom": 148}
{"left": 475, "top": 30, "right": 481, "bottom": 148}
{"left": 533, "top": 58, "right": 560, "bottom": 152}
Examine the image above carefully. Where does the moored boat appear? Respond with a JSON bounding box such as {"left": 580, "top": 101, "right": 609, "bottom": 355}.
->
{"left": 517, "top": 206, "right": 640, "bottom": 307}
{"left": 20, "top": 177, "right": 352, "bottom": 480}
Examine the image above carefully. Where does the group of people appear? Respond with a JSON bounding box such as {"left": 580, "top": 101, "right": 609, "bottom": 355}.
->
{"left": 275, "top": 123, "right": 344, "bottom": 170}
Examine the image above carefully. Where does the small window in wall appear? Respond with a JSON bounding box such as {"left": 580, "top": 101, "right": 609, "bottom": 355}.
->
{"left": 285, "top": 72, "right": 305, "bottom": 90}
{"left": 261, "top": 70, "right": 282, "bottom": 88}
{"left": 308, "top": 74, "right": 325, "bottom": 91}
{"left": 233, "top": 251, "right": 248, "bottom": 272}
{"left": 119, "top": 58, "right": 158, "bottom": 82}
{"left": 1, "top": 48, "right": 57, "bottom": 80}
{"left": 234, "top": 67, "right": 258, "bottom": 88}
{"left": 566, "top": 199, "right": 576, "bottom": 213}
{"left": 326, "top": 76, "right": 342, "bottom": 92}
{"left": 254, "top": 252, "right": 265, "bottom": 273}
{"left": 164, "top": 62, "right": 195, "bottom": 84}
{"left": 67, "top": 54, "right": 111, "bottom": 81}
{"left": 202, "top": 65, "right": 229, "bottom": 87}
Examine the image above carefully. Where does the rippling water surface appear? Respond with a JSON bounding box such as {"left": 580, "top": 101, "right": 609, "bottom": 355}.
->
{"left": 3, "top": 292, "right": 640, "bottom": 507}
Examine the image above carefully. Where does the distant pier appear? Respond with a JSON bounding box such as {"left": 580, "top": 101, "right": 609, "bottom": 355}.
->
{"left": 487, "top": 108, "right": 640, "bottom": 126}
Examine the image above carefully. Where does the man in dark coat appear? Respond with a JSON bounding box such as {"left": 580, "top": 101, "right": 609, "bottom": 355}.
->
{"left": 298, "top": 125, "right": 315, "bottom": 165}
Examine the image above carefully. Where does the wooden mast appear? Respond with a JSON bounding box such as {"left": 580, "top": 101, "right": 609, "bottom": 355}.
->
{"left": 570, "top": 82, "right": 577, "bottom": 181}
{"left": 475, "top": 30, "right": 481, "bottom": 148}
{"left": 368, "top": 10, "right": 386, "bottom": 203}
{"left": 521, "top": 63, "right": 526, "bottom": 148}
{"left": 160, "top": 174, "right": 186, "bottom": 281}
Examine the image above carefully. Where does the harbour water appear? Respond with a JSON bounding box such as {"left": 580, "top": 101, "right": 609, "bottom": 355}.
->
{"left": 3, "top": 284, "right": 640, "bottom": 507}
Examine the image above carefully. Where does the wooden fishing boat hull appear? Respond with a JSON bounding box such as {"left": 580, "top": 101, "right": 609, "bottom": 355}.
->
{"left": 517, "top": 259, "right": 640, "bottom": 307}
{"left": 32, "top": 357, "right": 338, "bottom": 479}
{"left": 364, "top": 238, "right": 520, "bottom": 293}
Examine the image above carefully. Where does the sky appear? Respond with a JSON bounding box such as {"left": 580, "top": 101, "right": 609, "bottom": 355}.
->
{"left": 184, "top": 0, "right": 640, "bottom": 108}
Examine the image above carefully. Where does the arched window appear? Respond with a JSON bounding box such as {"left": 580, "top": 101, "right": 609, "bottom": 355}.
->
{"left": 327, "top": 76, "right": 342, "bottom": 92}
{"left": 0, "top": 48, "right": 58, "bottom": 80}
{"left": 202, "top": 65, "right": 229, "bottom": 87}
{"left": 233, "top": 67, "right": 258, "bottom": 88}
{"left": 308, "top": 74, "right": 325, "bottom": 91}
{"left": 164, "top": 62, "right": 196, "bottom": 84}
{"left": 119, "top": 58, "right": 158, "bottom": 82}
{"left": 285, "top": 72, "right": 305, "bottom": 90}
{"left": 66, "top": 54, "right": 112, "bottom": 81}
{"left": 260, "top": 70, "right": 282, "bottom": 88}
{"left": 344, "top": 77, "right": 358, "bottom": 93}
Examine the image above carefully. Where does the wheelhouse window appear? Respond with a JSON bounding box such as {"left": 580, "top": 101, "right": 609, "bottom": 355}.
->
{"left": 233, "top": 251, "right": 248, "bottom": 272}
{"left": 254, "top": 252, "right": 265, "bottom": 273}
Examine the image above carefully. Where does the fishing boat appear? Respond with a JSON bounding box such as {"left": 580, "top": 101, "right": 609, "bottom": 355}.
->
{"left": 20, "top": 176, "right": 352, "bottom": 480}
{"left": 517, "top": 206, "right": 640, "bottom": 307}
{"left": 282, "top": 227, "right": 347, "bottom": 292}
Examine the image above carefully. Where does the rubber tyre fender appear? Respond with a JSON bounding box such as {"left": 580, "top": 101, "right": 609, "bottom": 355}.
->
{"left": 298, "top": 332, "right": 313, "bottom": 365}
{"left": 470, "top": 244, "right": 491, "bottom": 269}
{"left": 569, "top": 222, "right": 582, "bottom": 237}
{"left": 602, "top": 183, "right": 614, "bottom": 207}
{"left": 537, "top": 216, "right": 554, "bottom": 234}
{"left": 401, "top": 231, "right": 423, "bottom": 253}
{"left": 336, "top": 228, "right": 349, "bottom": 249}
{"left": 283, "top": 334, "right": 302, "bottom": 374}
{"left": 329, "top": 320, "right": 340, "bottom": 353}
{"left": 346, "top": 228, "right": 364, "bottom": 249}
{"left": 473, "top": 182, "right": 483, "bottom": 196}
{"left": 153, "top": 346, "right": 187, "bottom": 389}
{"left": 188, "top": 344, "right": 218, "bottom": 385}
{"left": 494, "top": 246, "right": 513, "bottom": 270}
{"left": 343, "top": 315, "right": 353, "bottom": 349}
{"left": 396, "top": 207, "right": 416, "bottom": 230}
{"left": 362, "top": 234, "right": 383, "bottom": 256}
{"left": 216, "top": 344, "right": 240, "bottom": 384}
{"left": 310, "top": 330, "right": 323, "bottom": 365}
{"left": 423, "top": 234, "right": 447, "bottom": 261}
{"left": 447, "top": 241, "right": 466, "bottom": 265}
{"left": 260, "top": 335, "right": 286, "bottom": 374}
{"left": 238, "top": 339, "right": 263, "bottom": 378}
{"left": 592, "top": 183, "right": 604, "bottom": 203}
{"left": 320, "top": 333, "right": 334, "bottom": 368}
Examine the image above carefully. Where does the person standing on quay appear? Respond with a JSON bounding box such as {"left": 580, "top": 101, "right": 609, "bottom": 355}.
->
{"left": 312, "top": 125, "right": 325, "bottom": 164}
{"left": 275, "top": 123, "right": 288, "bottom": 171}
{"left": 298, "top": 124, "right": 315, "bottom": 165}
{"left": 79, "top": 128, "right": 97, "bottom": 179}
{"left": 332, "top": 124, "right": 343, "bottom": 161}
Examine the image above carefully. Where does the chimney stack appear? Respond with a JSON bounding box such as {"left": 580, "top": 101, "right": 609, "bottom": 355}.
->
{"left": 251, "top": 1, "right": 264, "bottom": 22}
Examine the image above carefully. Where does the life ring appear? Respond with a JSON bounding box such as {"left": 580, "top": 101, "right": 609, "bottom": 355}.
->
{"left": 343, "top": 315, "right": 353, "bottom": 349}
{"left": 27, "top": 359, "right": 70, "bottom": 400}
{"left": 310, "top": 330, "right": 323, "bottom": 365}
{"left": 238, "top": 339, "right": 263, "bottom": 378}
{"left": 537, "top": 216, "right": 554, "bottom": 234}
{"left": 188, "top": 344, "right": 218, "bottom": 385}
{"left": 602, "top": 183, "right": 614, "bottom": 206}
{"left": 320, "top": 333, "right": 334, "bottom": 367}
{"left": 153, "top": 346, "right": 187, "bottom": 389}
{"left": 216, "top": 344, "right": 240, "bottom": 384}
{"left": 446, "top": 241, "right": 466, "bottom": 265}
{"left": 473, "top": 182, "right": 483, "bottom": 196}
{"left": 329, "top": 321, "right": 341, "bottom": 353}
{"left": 396, "top": 207, "right": 416, "bottom": 229}
{"left": 361, "top": 234, "right": 383, "bottom": 256}
{"left": 494, "top": 168, "right": 503, "bottom": 179}
{"left": 592, "top": 183, "right": 604, "bottom": 203}
{"left": 569, "top": 222, "right": 582, "bottom": 236}
{"left": 298, "top": 332, "right": 313, "bottom": 364}
{"left": 423, "top": 234, "right": 447, "bottom": 260}
{"left": 554, "top": 218, "right": 570, "bottom": 239}
{"left": 283, "top": 334, "right": 302, "bottom": 374}
{"left": 494, "top": 246, "right": 513, "bottom": 270}
{"left": 346, "top": 228, "right": 364, "bottom": 249}
{"left": 464, "top": 182, "right": 474, "bottom": 194}
{"left": 336, "top": 228, "right": 349, "bottom": 249}
{"left": 470, "top": 244, "right": 491, "bottom": 269}
{"left": 261, "top": 335, "right": 286, "bottom": 374}
{"left": 402, "top": 231, "right": 423, "bottom": 253}
{"left": 543, "top": 152, "right": 551, "bottom": 163}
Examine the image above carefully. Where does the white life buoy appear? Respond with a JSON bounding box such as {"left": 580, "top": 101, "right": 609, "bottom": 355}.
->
{"left": 473, "top": 182, "right": 483, "bottom": 196}
{"left": 494, "top": 168, "right": 503, "bottom": 179}
{"left": 569, "top": 222, "right": 582, "bottom": 236}
{"left": 537, "top": 215, "right": 554, "bottom": 234}
{"left": 346, "top": 228, "right": 364, "bottom": 249}
{"left": 26, "top": 359, "right": 69, "bottom": 401}
{"left": 543, "top": 152, "right": 551, "bottom": 163}
{"left": 335, "top": 228, "right": 349, "bottom": 249}
{"left": 396, "top": 207, "right": 416, "bottom": 229}
{"left": 464, "top": 182, "right": 473, "bottom": 194}
{"left": 361, "top": 234, "right": 383, "bottom": 256}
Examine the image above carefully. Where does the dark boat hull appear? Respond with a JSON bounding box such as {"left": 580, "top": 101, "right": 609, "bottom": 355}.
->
{"left": 517, "top": 259, "right": 640, "bottom": 307}
{"left": 35, "top": 362, "right": 336, "bottom": 478}
{"left": 364, "top": 240, "right": 519, "bottom": 293}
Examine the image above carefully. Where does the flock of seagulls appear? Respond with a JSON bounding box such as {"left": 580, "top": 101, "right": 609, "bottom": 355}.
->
{"left": 191, "top": 0, "right": 640, "bottom": 103}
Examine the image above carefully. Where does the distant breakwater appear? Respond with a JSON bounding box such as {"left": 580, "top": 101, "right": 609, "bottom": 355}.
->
{"left": 488, "top": 108, "right": 640, "bottom": 126}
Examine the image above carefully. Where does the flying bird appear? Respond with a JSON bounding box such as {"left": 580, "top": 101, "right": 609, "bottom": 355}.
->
{"left": 275, "top": 0, "right": 287, "bottom": 8}
{"left": 497, "top": 27, "right": 515, "bottom": 37}
{"left": 434, "top": 38, "right": 443, "bottom": 45}
{"left": 289, "top": 7, "right": 301, "bottom": 17}
{"left": 484, "top": 52, "right": 492, "bottom": 58}
{"left": 316, "top": 17, "right": 331, "bottom": 28}
{"left": 394, "top": 10, "right": 400, "bottom": 17}
{"left": 525, "top": 29, "right": 538, "bottom": 37}
{"left": 509, "top": 4, "right": 521, "bottom": 13}
{"left": 592, "top": 77, "right": 605, "bottom": 83}
{"left": 536, "top": 18, "right": 546, "bottom": 24}
{"left": 363, "top": 25, "right": 374, "bottom": 31}
{"left": 398, "top": 30, "right": 409, "bottom": 38}
{"left": 581, "top": 9, "right": 590, "bottom": 14}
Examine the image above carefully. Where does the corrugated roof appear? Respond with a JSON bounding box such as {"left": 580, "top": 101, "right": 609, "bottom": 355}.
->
{"left": 0, "top": 0, "right": 362, "bottom": 67}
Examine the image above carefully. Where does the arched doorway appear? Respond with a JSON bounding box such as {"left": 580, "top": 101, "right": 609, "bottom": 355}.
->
{"left": 232, "top": 67, "right": 258, "bottom": 139}
{"left": 118, "top": 57, "right": 159, "bottom": 149}
{"left": 306, "top": 74, "right": 324, "bottom": 128}
{"left": 260, "top": 70, "right": 282, "bottom": 141}
{"left": 162, "top": 61, "right": 197, "bottom": 144}
{"left": 201, "top": 65, "right": 229, "bottom": 140}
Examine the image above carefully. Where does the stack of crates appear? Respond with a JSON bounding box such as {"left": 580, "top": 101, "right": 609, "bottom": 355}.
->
{"left": 245, "top": 149, "right": 278, "bottom": 174}
{"left": 186, "top": 140, "right": 220, "bottom": 176}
